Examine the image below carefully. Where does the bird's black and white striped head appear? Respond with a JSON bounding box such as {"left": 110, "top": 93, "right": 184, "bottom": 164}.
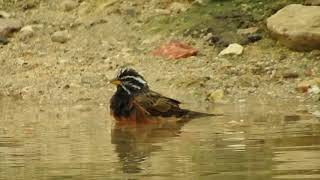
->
{"left": 110, "top": 68, "right": 148, "bottom": 95}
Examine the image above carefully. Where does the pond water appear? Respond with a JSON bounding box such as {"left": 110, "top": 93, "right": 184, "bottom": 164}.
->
{"left": 0, "top": 98, "right": 319, "bottom": 180}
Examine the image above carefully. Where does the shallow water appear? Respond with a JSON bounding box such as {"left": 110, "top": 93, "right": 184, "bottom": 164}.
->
{"left": 0, "top": 98, "right": 319, "bottom": 180}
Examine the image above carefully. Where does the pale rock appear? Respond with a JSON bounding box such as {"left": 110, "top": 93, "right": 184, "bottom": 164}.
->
{"left": 155, "top": 9, "right": 171, "bottom": 15}
{"left": 308, "top": 85, "right": 320, "bottom": 94}
{"left": 0, "top": 11, "right": 10, "bottom": 18}
{"left": 296, "top": 78, "right": 320, "bottom": 92}
{"left": 237, "top": 27, "right": 259, "bottom": 35}
{"left": 267, "top": 4, "right": 320, "bottom": 51}
{"left": 51, "top": 30, "right": 70, "bottom": 43}
{"left": 20, "top": 25, "right": 34, "bottom": 39}
{"left": 207, "top": 89, "right": 224, "bottom": 102}
{"left": 169, "top": 2, "right": 189, "bottom": 13}
{"left": 61, "top": 0, "right": 79, "bottom": 12}
{"left": 218, "top": 43, "right": 244, "bottom": 56}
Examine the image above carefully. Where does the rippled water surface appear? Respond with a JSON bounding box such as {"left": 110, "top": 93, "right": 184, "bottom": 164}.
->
{"left": 0, "top": 98, "right": 319, "bottom": 180}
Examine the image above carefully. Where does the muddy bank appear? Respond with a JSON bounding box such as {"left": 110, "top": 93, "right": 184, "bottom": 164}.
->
{"left": 0, "top": 0, "right": 319, "bottom": 106}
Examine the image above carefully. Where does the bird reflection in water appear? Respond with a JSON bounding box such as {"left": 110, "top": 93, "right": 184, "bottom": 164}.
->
{"left": 111, "top": 118, "right": 191, "bottom": 174}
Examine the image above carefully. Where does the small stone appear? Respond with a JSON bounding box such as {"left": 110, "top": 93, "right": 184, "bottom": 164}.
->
{"left": 240, "top": 34, "right": 262, "bottom": 45}
{"left": 169, "top": 2, "right": 189, "bottom": 13}
{"left": 308, "top": 85, "right": 320, "bottom": 94}
{"left": 305, "top": 0, "right": 320, "bottom": 6}
{"left": 0, "top": 19, "right": 22, "bottom": 37}
{"left": 155, "top": 9, "right": 171, "bottom": 15}
{"left": 207, "top": 89, "right": 224, "bottom": 102}
{"left": 0, "top": 11, "right": 10, "bottom": 18}
{"left": 51, "top": 30, "right": 70, "bottom": 43}
{"left": 61, "top": 0, "right": 79, "bottom": 12}
{"left": 0, "top": 36, "right": 9, "bottom": 45}
{"left": 19, "top": 25, "right": 34, "bottom": 39}
{"left": 296, "top": 78, "right": 320, "bottom": 93}
{"left": 282, "top": 70, "right": 299, "bottom": 79}
{"left": 237, "top": 27, "right": 259, "bottom": 35}
{"left": 218, "top": 43, "right": 244, "bottom": 56}
{"left": 312, "top": 111, "right": 320, "bottom": 118}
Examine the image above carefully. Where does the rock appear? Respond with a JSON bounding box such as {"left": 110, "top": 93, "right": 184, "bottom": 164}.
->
{"left": 282, "top": 70, "right": 299, "bottom": 79}
{"left": 218, "top": 43, "right": 244, "bottom": 56}
{"left": 61, "top": 0, "right": 79, "bottom": 12}
{"left": 267, "top": 4, "right": 320, "bottom": 51}
{"left": 0, "top": 37, "right": 9, "bottom": 45}
{"left": 240, "top": 33, "right": 263, "bottom": 45}
{"left": 305, "top": 0, "right": 320, "bottom": 6}
{"left": 296, "top": 78, "right": 320, "bottom": 92}
{"left": 312, "top": 111, "right": 320, "bottom": 118}
{"left": 51, "top": 30, "right": 70, "bottom": 43}
{"left": 237, "top": 27, "right": 259, "bottom": 35}
{"left": 207, "top": 89, "right": 224, "bottom": 103}
{"left": 308, "top": 85, "right": 320, "bottom": 94}
{"left": 19, "top": 25, "right": 34, "bottom": 39}
{"left": 152, "top": 40, "right": 198, "bottom": 59}
{"left": 0, "top": 11, "right": 10, "bottom": 18}
{"left": 155, "top": 9, "right": 171, "bottom": 15}
{"left": 0, "top": 19, "right": 22, "bottom": 37}
{"left": 169, "top": 2, "right": 189, "bottom": 13}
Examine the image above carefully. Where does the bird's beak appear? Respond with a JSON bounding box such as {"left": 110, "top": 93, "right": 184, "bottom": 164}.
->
{"left": 109, "top": 79, "right": 121, "bottom": 85}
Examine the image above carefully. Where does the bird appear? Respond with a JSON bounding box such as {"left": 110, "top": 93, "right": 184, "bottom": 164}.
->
{"left": 109, "top": 67, "right": 220, "bottom": 123}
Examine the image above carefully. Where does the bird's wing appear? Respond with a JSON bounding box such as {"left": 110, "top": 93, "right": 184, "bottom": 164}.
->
{"left": 133, "top": 90, "right": 187, "bottom": 117}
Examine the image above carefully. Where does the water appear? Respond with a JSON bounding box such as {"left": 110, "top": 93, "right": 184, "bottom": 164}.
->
{"left": 0, "top": 98, "right": 319, "bottom": 180}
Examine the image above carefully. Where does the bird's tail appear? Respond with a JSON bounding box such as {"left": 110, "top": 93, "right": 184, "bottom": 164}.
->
{"left": 181, "top": 109, "right": 223, "bottom": 119}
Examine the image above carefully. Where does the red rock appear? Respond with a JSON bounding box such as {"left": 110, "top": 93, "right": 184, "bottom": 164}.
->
{"left": 152, "top": 40, "right": 198, "bottom": 59}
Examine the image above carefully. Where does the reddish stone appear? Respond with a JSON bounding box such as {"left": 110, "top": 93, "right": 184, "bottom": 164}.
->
{"left": 152, "top": 40, "right": 198, "bottom": 59}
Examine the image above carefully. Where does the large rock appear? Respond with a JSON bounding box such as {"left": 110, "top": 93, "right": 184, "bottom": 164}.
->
{"left": 0, "top": 19, "right": 22, "bottom": 37}
{"left": 267, "top": 4, "right": 320, "bottom": 51}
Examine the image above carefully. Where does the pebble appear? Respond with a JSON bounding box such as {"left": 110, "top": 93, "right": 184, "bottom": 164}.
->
{"left": 282, "top": 70, "right": 299, "bottom": 79}
{"left": 0, "top": 19, "right": 22, "bottom": 37}
{"left": 207, "top": 89, "right": 224, "bottom": 103}
{"left": 169, "top": 2, "right": 189, "bottom": 13}
{"left": 305, "top": 0, "right": 320, "bottom": 6}
{"left": 296, "top": 78, "right": 320, "bottom": 92}
{"left": 218, "top": 43, "right": 244, "bottom": 56}
{"left": 237, "top": 27, "right": 259, "bottom": 35}
{"left": 19, "top": 25, "right": 34, "bottom": 39}
{"left": 240, "top": 34, "right": 262, "bottom": 45}
{"left": 51, "top": 30, "right": 70, "bottom": 43}
{"left": 61, "top": 0, "right": 79, "bottom": 12}
{"left": 308, "top": 85, "right": 320, "bottom": 94}
{"left": 312, "top": 111, "right": 320, "bottom": 118}
{"left": 0, "top": 11, "right": 10, "bottom": 18}
{"left": 0, "top": 36, "right": 9, "bottom": 45}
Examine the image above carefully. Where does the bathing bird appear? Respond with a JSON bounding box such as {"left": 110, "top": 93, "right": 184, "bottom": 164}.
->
{"left": 109, "top": 67, "right": 220, "bottom": 122}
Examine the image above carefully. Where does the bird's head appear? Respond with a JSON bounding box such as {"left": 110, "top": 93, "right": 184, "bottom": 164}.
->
{"left": 110, "top": 67, "right": 148, "bottom": 95}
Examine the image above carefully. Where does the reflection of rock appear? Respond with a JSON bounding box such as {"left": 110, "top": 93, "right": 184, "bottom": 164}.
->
{"left": 111, "top": 119, "right": 190, "bottom": 173}
{"left": 267, "top": 4, "right": 320, "bottom": 51}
